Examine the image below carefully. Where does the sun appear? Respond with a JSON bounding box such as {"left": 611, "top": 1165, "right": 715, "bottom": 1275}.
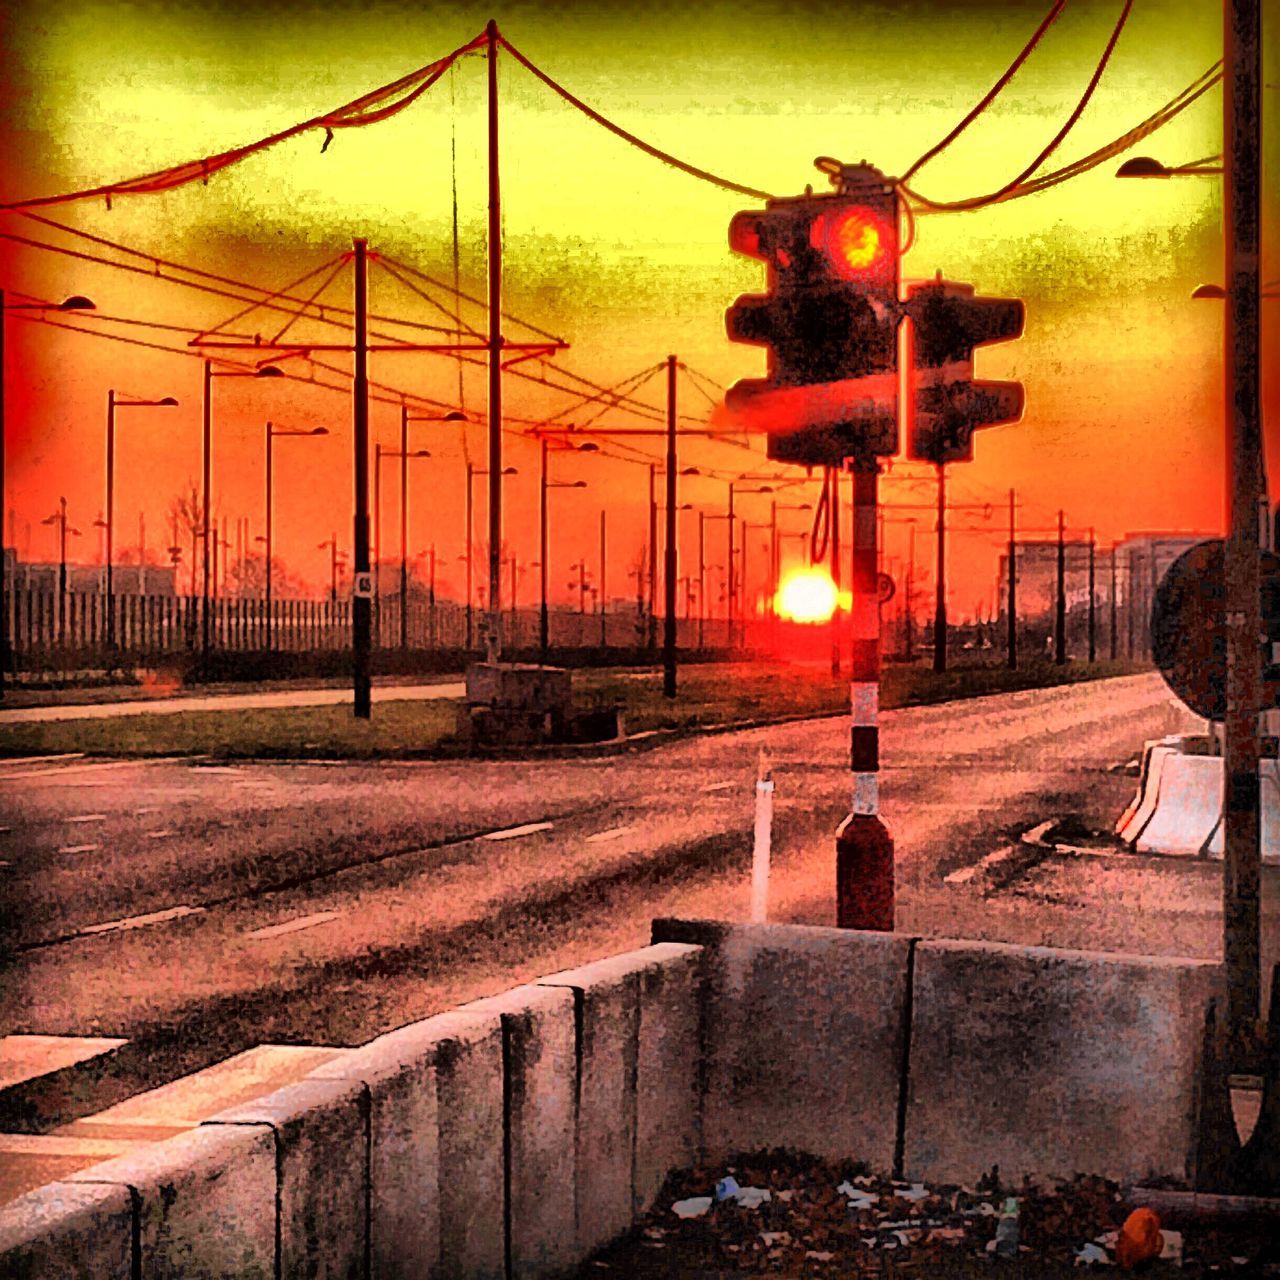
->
{"left": 775, "top": 569, "right": 838, "bottom": 623}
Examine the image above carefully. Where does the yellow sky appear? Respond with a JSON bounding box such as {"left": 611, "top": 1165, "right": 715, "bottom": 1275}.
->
{"left": 0, "top": 0, "right": 1273, "bottom": 610}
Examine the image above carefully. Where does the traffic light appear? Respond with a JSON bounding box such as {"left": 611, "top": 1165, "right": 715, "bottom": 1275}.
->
{"left": 905, "top": 276, "right": 1024, "bottom": 464}
{"left": 725, "top": 162, "right": 901, "bottom": 467}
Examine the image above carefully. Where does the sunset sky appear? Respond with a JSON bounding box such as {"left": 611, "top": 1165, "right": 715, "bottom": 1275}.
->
{"left": 0, "top": 0, "right": 1274, "bottom": 616}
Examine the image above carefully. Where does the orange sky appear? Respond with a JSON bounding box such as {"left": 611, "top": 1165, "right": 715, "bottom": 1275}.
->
{"left": 0, "top": 0, "right": 1275, "bottom": 615}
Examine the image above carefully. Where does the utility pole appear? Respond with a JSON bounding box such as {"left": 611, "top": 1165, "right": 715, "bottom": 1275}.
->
{"left": 1007, "top": 488, "right": 1017, "bottom": 670}
{"left": 352, "top": 237, "right": 372, "bottom": 718}
{"left": 663, "top": 354, "right": 678, "bottom": 698}
{"left": 1055, "top": 509, "right": 1067, "bottom": 665}
{"left": 647, "top": 464, "right": 658, "bottom": 652}
{"left": 905, "top": 521, "right": 916, "bottom": 662}
{"left": 1088, "top": 528, "right": 1096, "bottom": 663}
{"left": 932, "top": 463, "right": 947, "bottom": 673}
{"left": 599, "top": 509, "right": 607, "bottom": 648}
{"left": 485, "top": 17, "right": 503, "bottom": 663}
{"left": 1223, "top": 0, "right": 1263, "bottom": 1061}
{"left": 830, "top": 465, "right": 842, "bottom": 676}
{"left": 697, "top": 510, "right": 706, "bottom": 652}
{"left": 1109, "top": 546, "right": 1118, "bottom": 661}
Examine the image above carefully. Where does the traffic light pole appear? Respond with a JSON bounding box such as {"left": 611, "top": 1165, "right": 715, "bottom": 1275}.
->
{"left": 1223, "top": 0, "right": 1263, "bottom": 1062}
{"left": 836, "top": 459, "right": 894, "bottom": 930}
{"left": 352, "top": 237, "right": 372, "bottom": 719}
{"left": 932, "top": 464, "right": 946, "bottom": 673}
{"left": 1007, "top": 488, "right": 1017, "bottom": 670}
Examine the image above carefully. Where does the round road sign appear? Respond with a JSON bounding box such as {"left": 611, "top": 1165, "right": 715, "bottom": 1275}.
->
{"left": 877, "top": 572, "right": 895, "bottom": 604}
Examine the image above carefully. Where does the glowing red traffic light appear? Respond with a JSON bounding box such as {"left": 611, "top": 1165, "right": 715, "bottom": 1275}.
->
{"left": 809, "top": 205, "right": 894, "bottom": 280}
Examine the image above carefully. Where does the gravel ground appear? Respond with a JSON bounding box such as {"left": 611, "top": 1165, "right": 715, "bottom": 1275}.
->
{"left": 577, "top": 1153, "right": 1280, "bottom": 1278}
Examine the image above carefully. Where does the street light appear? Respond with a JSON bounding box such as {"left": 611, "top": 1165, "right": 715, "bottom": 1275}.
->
{"left": 727, "top": 482, "right": 775, "bottom": 647}
{"left": 539, "top": 434, "right": 595, "bottom": 659}
{"left": 317, "top": 534, "right": 347, "bottom": 603}
{"left": 40, "top": 496, "right": 81, "bottom": 643}
{"left": 0, "top": 291, "right": 94, "bottom": 693}
{"left": 464, "top": 462, "right": 517, "bottom": 651}
{"left": 399, "top": 406, "right": 468, "bottom": 650}
{"left": 265, "top": 422, "right": 328, "bottom": 647}
{"left": 374, "top": 443, "right": 431, "bottom": 646}
{"left": 105, "top": 390, "right": 178, "bottom": 657}
{"left": 1115, "top": 154, "right": 1224, "bottom": 177}
{"left": 201, "top": 360, "right": 283, "bottom": 667}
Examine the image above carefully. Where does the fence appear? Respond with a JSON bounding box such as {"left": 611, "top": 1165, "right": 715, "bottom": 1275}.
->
{"left": 4, "top": 588, "right": 740, "bottom": 672}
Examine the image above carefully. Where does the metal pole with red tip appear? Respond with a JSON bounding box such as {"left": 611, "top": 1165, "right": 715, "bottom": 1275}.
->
{"left": 836, "top": 457, "right": 894, "bottom": 930}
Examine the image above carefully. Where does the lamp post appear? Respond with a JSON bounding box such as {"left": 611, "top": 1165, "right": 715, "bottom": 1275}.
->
{"left": 318, "top": 534, "right": 345, "bottom": 602}
{"left": 105, "top": 390, "right": 178, "bottom": 657}
{"left": 202, "top": 360, "right": 283, "bottom": 669}
{"left": 265, "top": 422, "right": 328, "bottom": 647}
{"left": 399, "top": 407, "right": 467, "bottom": 650}
{"left": 40, "top": 497, "right": 80, "bottom": 643}
{"left": 727, "top": 483, "right": 774, "bottom": 647}
{"left": 465, "top": 463, "right": 517, "bottom": 652}
{"left": 375, "top": 443, "right": 431, "bottom": 646}
{"left": 0, "top": 292, "right": 94, "bottom": 692}
{"left": 538, "top": 434, "right": 592, "bottom": 659}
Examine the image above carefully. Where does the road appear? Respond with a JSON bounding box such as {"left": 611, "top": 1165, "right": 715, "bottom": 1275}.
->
{"left": 2, "top": 671, "right": 1254, "bottom": 1128}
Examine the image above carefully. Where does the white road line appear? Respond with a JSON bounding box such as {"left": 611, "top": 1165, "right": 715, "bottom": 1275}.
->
{"left": 80, "top": 904, "right": 204, "bottom": 937}
{"left": 701, "top": 780, "right": 736, "bottom": 793}
{"left": 0, "top": 759, "right": 180, "bottom": 781}
{"left": 586, "top": 825, "right": 635, "bottom": 843}
{"left": 944, "top": 845, "right": 1021, "bottom": 886}
{"left": 482, "top": 822, "right": 554, "bottom": 841}
{"left": 145, "top": 830, "right": 174, "bottom": 839}
{"left": 66, "top": 814, "right": 108, "bottom": 825}
{"left": 247, "top": 911, "right": 340, "bottom": 940}
{"left": 0, "top": 753, "right": 85, "bottom": 768}
{"left": 58, "top": 844, "right": 101, "bottom": 855}
{"left": 193, "top": 766, "right": 242, "bottom": 775}
{"left": 1021, "top": 820, "right": 1056, "bottom": 846}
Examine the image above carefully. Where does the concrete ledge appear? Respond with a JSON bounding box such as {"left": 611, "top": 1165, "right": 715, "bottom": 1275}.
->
{"left": 0, "top": 1181, "right": 133, "bottom": 1278}
{"left": 309, "top": 1024, "right": 441, "bottom": 1280}
{"left": 0, "top": 1133, "right": 143, "bottom": 1205}
{"left": 904, "top": 938, "right": 1224, "bottom": 1184}
{"left": 205, "top": 1077, "right": 368, "bottom": 1280}
{"left": 653, "top": 918, "right": 913, "bottom": 1171}
{"left": 69, "top": 1122, "right": 276, "bottom": 1278}
{"left": 423, "top": 1010, "right": 505, "bottom": 1280}
{"left": 462, "top": 985, "right": 577, "bottom": 1280}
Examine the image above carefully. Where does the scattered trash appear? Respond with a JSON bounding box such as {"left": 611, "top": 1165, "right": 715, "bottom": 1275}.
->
{"left": 714, "top": 1176, "right": 740, "bottom": 1202}
{"left": 1076, "top": 1241, "right": 1112, "bottom": 1266}
{"left": 995, "top": 1196, "right": 1021, "bottom": 1258}
{"left": 894, "top": 1181, "right": 930, "bottom": 1202}
{"left": 758, "top": 1231, "right": 791, "bottom": 1247}
{"left": 731, "top": 1185, "right": 771, "bottom": 1209}
{"left": 670, "top": 1196, "right": 711, "bottom": 1219}
{"left": 1162, "top": 1230, "right": 1184, "bottom": 1266}
{"left": 1116, "top": 1207, "right": 1163, "bottom": 1270}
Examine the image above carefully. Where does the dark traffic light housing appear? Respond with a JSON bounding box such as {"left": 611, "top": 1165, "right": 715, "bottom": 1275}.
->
{"left": 905, "top": 276, "right": 1024, "bottom": 464}
{"left": 725, "top": 162, "right": 902, "bottom": 467}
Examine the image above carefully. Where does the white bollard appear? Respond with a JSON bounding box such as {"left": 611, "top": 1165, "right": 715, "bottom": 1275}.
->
{"left": 751, "top": 751, "right": 774, "bottom": 923}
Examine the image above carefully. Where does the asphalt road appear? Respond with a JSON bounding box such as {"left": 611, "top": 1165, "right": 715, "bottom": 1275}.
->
{"left": 0, "top": 672, "right": 1228, "bottom": 1126}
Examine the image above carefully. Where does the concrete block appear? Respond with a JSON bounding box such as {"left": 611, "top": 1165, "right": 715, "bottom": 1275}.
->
{"left": 68, "top": 1123, "right": 275, "bottom": 1278}
{"left": 309, "top": 1024, "right": 441, "bottom": 1280}
{"left": 424, "top": 1011, "right": 505, "bottom": 1280}
{"left": 0, "top": 1133, "right": 143, "bottom": 1204}
{"left": 1136, "top": 753, "right": 1222, "bottom": 855}
{"left": 0, "top": 1181, "right": 132, "bottom": 1278}
{"left": 463, "top": 984, "right": 576, "bottom": 1280}
{"left": 206, "top": 1077, "right": 368, "bottom": 1280}
{"left": 1207, "top": 759, "right": 1280, "bottom": 866}
{"left": 653, "top": 919, "right": 912, "bottom": 1171}
{"left": 635, "top": 943, "right": 703, "bottom": 1216}
{"left": 904, "top": 938, "right": 1224, "bottom": 1185}
{"left": 1118, "top": 745, "right": 1176, "bottom": 845}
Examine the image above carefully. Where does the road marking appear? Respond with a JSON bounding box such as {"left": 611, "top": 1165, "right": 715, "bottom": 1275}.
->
{"left": 944, "top": 845, "right": 1021, "bottom": 887}
{"left": 0, "top": 752, "right": 84, "bottom": 768}
{"left": 247, "top": 911, "right": 340, "bottom": 940}
{"left": 1021, "top": 820, "right": 1056, "bottom": 846}
{"left": 193, "top": 766, "right": 242, "bottom": 775}
{"left": 701, "top": 781, "right": 736, "bottom": 793}
{"left": 66, "top": 813, "right": 108, "bottom": 824}
{"left": 145, "top": 830, "right": 174, "bottom": 839}
{"left": 0, "top": 759, "right": 179, "bottom": 781}
{"left": 482, "top": 822, "right": 554, "bottom": 841}
{"left": 134, "top": 807, "right": 160, "bottom": 816}
{"left": 81, "top": 904, "right": 204, "bottom": 937}
{"left": 58, "top": 844, "right": 101, "bottom": 855}
{"left": 586, "top": 825, "right": 635, "bottom": 843}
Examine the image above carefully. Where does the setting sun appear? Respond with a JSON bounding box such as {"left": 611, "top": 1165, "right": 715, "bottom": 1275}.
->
{"left": 775, "top": 568, "right": 838, "bottom": 624}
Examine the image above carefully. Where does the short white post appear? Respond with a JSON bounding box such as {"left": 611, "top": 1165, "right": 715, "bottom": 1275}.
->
{"left": 751, "top": 750, "right": 774, "bottom": 923}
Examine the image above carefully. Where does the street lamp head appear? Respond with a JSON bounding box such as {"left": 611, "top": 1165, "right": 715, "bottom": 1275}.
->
{"left": 1116, "top": 156, "right": 1171, "bottom": 178}
{"left": 442, "top": 410, "right": 468, "bottom": 422}
{"left": 1192, "top": 283, "right": 1227, "bottom": 299}
{"left": 310, "top": 427, "right": 328, "bottom": 436}
{"left": 158, "top": 397, "right": 179, "bottom": 407}
{"left": 255, "top": 365, "right": 286, "bottom": 378}
{"left": 571, "top": 480, "right": 587, "bottom": 488}
{"left": 681, "top": 466, "right": 701, "bottom": 476}
{"left": 502, "top": 466, "right": 518, "bottom": 475}
{"left": 59, "top": 295, "right": 95, "bottom": 311}
{"left": 411, "top": 449, "right": 431, "bottom": 458}
{"left": 576, "top": 442, "right": 599, "bottom": 453}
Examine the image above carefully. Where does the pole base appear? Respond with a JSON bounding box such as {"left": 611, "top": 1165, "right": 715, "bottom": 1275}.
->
{"left": 836, "top": 812, "right": 895, "bottom": 931}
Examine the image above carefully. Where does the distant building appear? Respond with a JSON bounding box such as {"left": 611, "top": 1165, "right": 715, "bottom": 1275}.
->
{"left": 5, "top": 552, "right": 177, "bottom": 596}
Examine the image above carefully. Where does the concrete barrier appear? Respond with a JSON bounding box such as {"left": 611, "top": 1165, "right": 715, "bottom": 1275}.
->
{"left": 0, "top": 1181, "right": 133, "bottom": 1278}
{"left": 535, "top": 942, "right": 704, "bottom": 1255}
{"left": 65, "top": 1122, "right": 276, "bottom": 1278}
{"left": 205, "top": 1078, "right": 368, "bottom": 1280}
{"left": 1207, "top": 758, "right": 1280, "bottom": 865}
{"left": 653, "top": 919, "right": 912, "bottom": 1171}
{"left": 903, "top": 938, "right": 1223, "bottom": 1184}
{"left": 1117, "top": 744, "right": 1177, "bottom": 845}
{"left": 462, "top": 985, "right": 576, "bottom": 1280}
{"left": 308, "top": 1027, "right": 440, "bottom": 1280}
{"left": 1136, "top": 753, "right": 1224, "bottom": 855}
{"left": 0, "top": 1133, "right": 142, "bottom": 1205}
